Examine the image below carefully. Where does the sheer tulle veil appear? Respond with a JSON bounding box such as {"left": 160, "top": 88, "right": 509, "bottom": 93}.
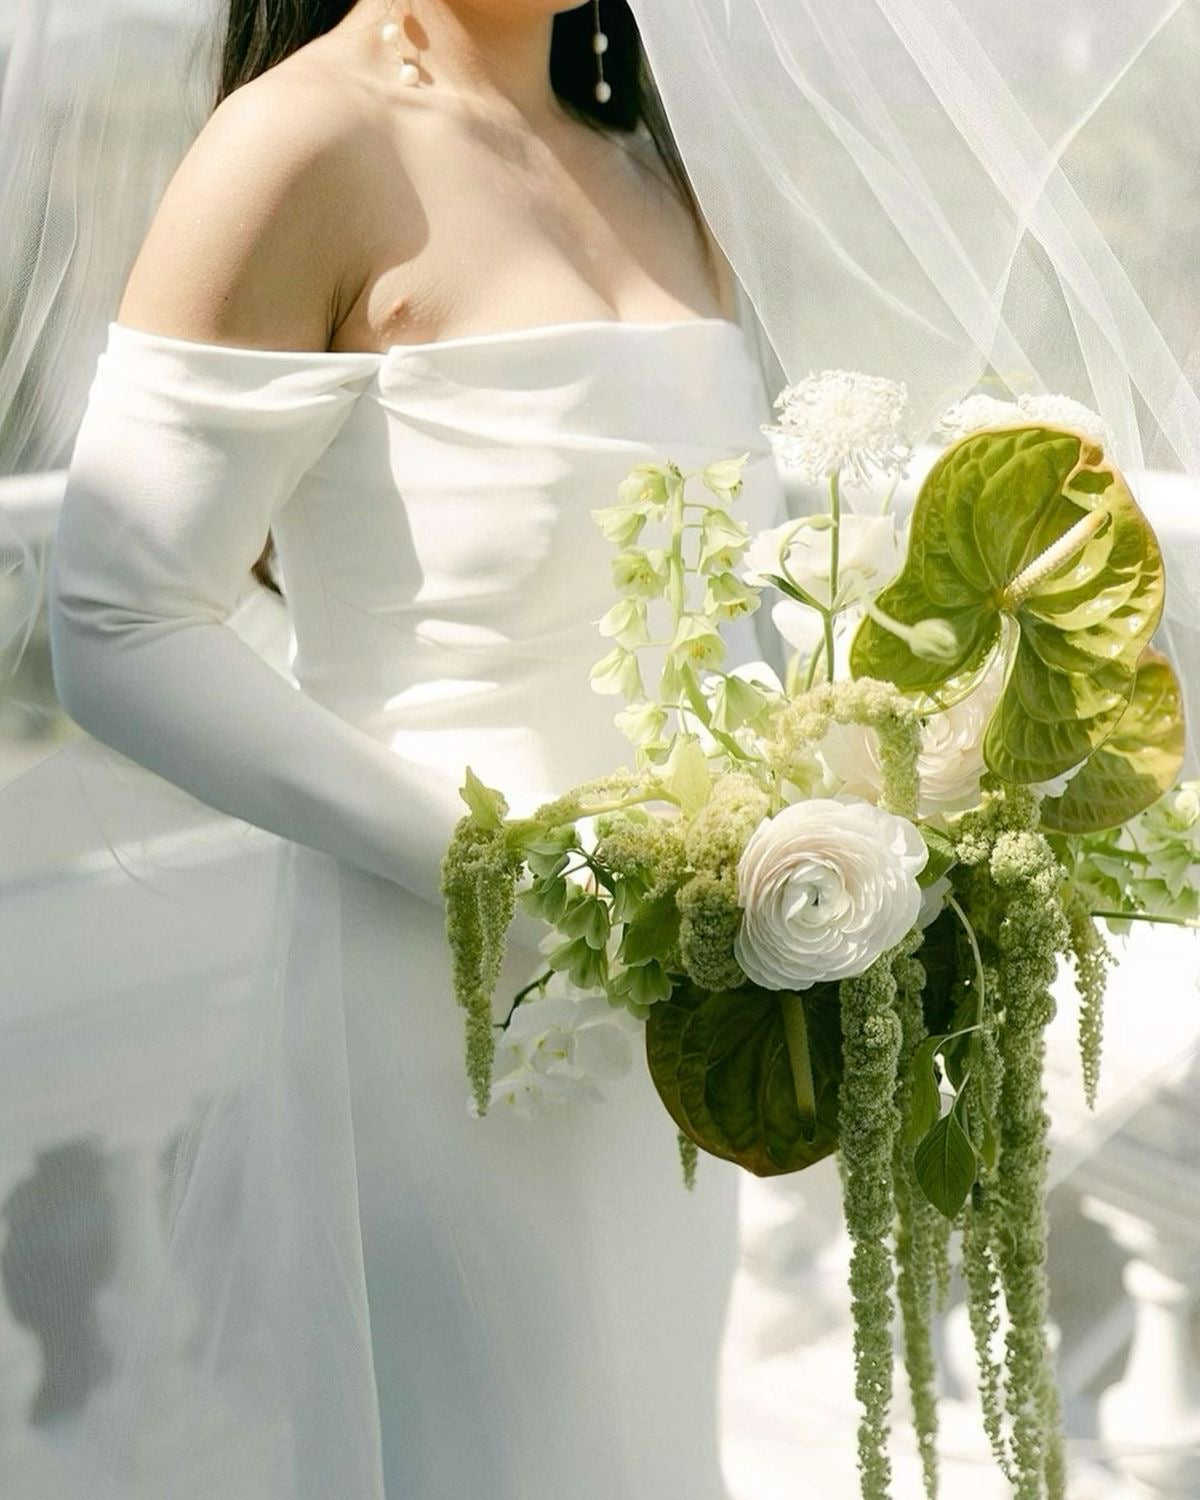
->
{"left": 3, "top": 0, "right": 1200, "bottom": 1493}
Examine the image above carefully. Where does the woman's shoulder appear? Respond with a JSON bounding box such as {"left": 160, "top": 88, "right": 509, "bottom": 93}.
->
{"left": 117, "top": 50, "right": 386, "bottom": 354}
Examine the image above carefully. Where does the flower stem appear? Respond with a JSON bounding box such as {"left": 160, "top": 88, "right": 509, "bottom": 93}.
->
{"left": 780, "top": 992, "right": 817, "bottom": 1135}
{"left": 824, "top": 471, "right": 842, "bottom": 680}
{"left": 1089, "top": 908, "right": 1200, "bottom": 928}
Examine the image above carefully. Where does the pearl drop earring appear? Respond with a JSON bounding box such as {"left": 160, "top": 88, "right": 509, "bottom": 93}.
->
{"left": 592, "top": 0, "right": 611, "bottom": 104}
{"left": 381, "top": 2, "right": 421, "bottom": 86}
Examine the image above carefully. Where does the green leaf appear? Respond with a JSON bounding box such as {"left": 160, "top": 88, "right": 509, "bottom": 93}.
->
{"left": 919, "top": 825, "right": 958, "bottom": 888}
{"left": 608, "top": 874, "right": 647, "bottom": 925}
{"left": 645, "top": 978, "right": 844, "bottom": 1176}
{"left": 906, "top": 1034, "right": 948, "bottom": 1146}
{"left": 850, "top": 426, "right": 1164, "bottom": 784}
{"left": 619, "top": 891, "right": 682, "bottom": 967}
{"left": 609, "top": 960, "right": 673, "bottom": 1008}
{"left": 914, "top": 1108, "right": 978, "bottom": 1219}
{"left": 523, "top": 825, "right": 578, "bottom": 879}
{"left": 558, "top": 893, "right": 611, "bottom": 950}
{"left": 517, "top": 875, "right": 571, "bottom": 925}
{"left": 459, "top": 766, "right": 508, "bottom": 830}
{"left": 762, "top": 572, "right": 828, "bottom": 614}
{"left": 547, "top": 936, "right": 608, "bottom": 990}
{"left": 1041, "top": 650, "right": 1186, "bottom": 833}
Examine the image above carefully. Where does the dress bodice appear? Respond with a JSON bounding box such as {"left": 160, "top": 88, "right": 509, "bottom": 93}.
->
{"left": 271, "top": 318, "right": 785, "bottom": 811}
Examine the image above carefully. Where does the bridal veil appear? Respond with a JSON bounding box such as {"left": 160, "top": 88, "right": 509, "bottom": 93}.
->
{"left": 3, "top": 0, "right": 1200, "bottom": 1494}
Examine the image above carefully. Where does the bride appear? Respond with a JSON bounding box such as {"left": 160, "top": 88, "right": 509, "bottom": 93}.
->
{"left": 39, "top": 1, "right": 786, "bottom": 1496}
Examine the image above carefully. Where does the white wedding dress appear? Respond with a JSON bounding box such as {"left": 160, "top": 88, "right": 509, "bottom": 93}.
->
{"left": 30, "top": 314, "right": 787, "bottom": 1500}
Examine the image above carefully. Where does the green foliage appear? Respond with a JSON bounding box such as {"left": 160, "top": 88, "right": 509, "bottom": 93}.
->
{"left": 914, "top": 1107, "right": 977, "bottom": 1219}
{"left": 440, "top": 800, "right": 525, "bottom": 1115}
{"left": 678, "top": 1132, "right": 699, "bottom": 1191}
{"left": 645, "top": 978, "right": 844, "bottom": 1176}
{"left": 919, "top": 825, "right": 958, "bottom": 887}
{"left": 459, "top": 764, "right": 509, "bottom": 831}
{"left": 892, "top": 942, "right": 941, "bottom": 1500}
{"left": 676, "top": 871, "right": 747, "bottom": 991}
{"left": 769, "top": 676, "right": 922, "bottom": 818}
{"left": 1041, "top": 650, "right": 1185, "bottom": 833}
{"left": 1056, "top": 779, "right": 1200, "bottom": 928}
{"left": 850, "top": 425, "right": 1165, "bottom": 785}
{"left": 838, "top": 955, "right": 904, "bottom": 1500}
{"left": 1062, "top": 889, "right": 1112, "bottom": 1109}
{"left": 953, "top": 790, "right": 1069, "bottom": 1499}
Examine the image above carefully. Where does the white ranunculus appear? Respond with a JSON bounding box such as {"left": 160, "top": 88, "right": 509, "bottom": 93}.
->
{"left": 733, "top": 797, "right": 927, "bottom": 991}
{"left": 743, "top": 514, "right": 902, "bottom": 611}
{"left": 823, "top": 658, "right": 1005, "bottom": 817}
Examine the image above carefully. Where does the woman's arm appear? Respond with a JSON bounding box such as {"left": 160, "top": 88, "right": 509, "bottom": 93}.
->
{"left": 45, "top": 78, "right": 507, "bottom": 921}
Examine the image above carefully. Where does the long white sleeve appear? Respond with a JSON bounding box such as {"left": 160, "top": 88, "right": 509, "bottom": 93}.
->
{"left": 46, "top": 325, "right": 470, "bottom": 912}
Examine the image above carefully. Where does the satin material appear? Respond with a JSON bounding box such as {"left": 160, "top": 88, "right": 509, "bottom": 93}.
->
{"left": 42, "top": 317, "right": 787, "bottom": 1499}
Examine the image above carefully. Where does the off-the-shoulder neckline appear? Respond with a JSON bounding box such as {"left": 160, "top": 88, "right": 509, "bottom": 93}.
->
{"left": 107, "top": 316, "right": 743, "bottom": 360}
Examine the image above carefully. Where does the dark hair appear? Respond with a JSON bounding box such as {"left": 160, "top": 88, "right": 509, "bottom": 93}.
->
{"left": 215, "top": 1, "right": 707, "bottom": 595}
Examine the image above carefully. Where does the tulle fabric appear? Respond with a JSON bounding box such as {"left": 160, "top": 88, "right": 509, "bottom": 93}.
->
{"left": 632, "top": 0, "right": 1200, "bottom": 766}
{"left": 3, "top": 2, "right": 1200, "bottom": 1496}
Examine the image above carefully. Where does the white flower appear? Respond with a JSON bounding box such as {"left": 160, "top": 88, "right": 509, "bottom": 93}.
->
{"left": 937, "top": 394, "right": 1022, "bottom": 442}
{"left": 1017, "top": 394, "right": 1110, "bottom": 448}
{"left": 743, "top": 513, "right": 902, "bottom": 610}
{"left": 483, "top": 983, "right": 641, "bottom": 1119}
{"left": 733, "top": 796, "right": 927, "bottom": 991}
{"left": 938, "top": 391, "right": 1110, "bottom": 449}
{"left": 763, "top": 370, "right": 911, "bottom": 487}
{"left": 918, "top": 875, "right": 952, "bottom": 929}
{"left": 771, "top": 598, "right": 825, "bottom": 655}
{"left": 822, "top": 658, "right": 1005, "bottom": 817}
{"left": 741, "top": 519, "right": 808, "bottom": 588}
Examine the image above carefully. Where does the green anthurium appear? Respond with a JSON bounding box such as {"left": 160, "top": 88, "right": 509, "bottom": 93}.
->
{"left": 645, "top": 979, "right": 843, "bottom": 1176}
{"left": 850, "top": 425, "right": 1164, "bottom": 784}
{"left": 1041, "top": 649, "right": 1185, "bottom": 833}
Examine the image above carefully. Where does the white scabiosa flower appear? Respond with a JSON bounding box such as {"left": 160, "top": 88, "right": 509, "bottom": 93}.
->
{"left": 937, "top": 394, "right": 1022, "bottom": 442}
{"left": 763, "top": 371, "right": 911, "bottom": 487}
{"left": 939, "top": 391, "right": 1111, "bottom": 449}
{"left": 733, "top": 797, "right": 927, "bottom": 991}
{"left": 1017, "top": 393, "right": 1111, "bottom": 447}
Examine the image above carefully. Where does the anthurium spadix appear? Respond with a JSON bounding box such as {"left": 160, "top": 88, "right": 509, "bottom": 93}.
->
{"left": 849, "top": 425, "right": 1165, "bottom": 786}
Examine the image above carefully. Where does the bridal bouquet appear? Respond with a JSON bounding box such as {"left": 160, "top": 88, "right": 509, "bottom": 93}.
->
{"left": 441, "top": 371, "right": 1195, "bottom": 1500}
